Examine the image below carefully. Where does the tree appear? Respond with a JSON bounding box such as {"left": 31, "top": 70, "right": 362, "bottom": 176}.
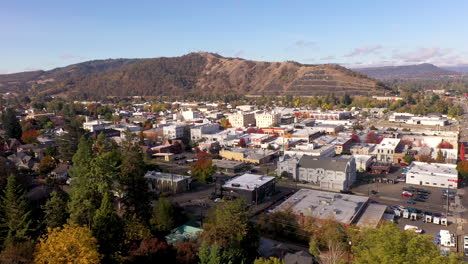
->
{"left": 460, "top": 143, "right": 466, "bottom": 161}
{"left": 254, "top": 257, "right": 285, "bottom": 264}
{"left": 38, "top": 156, "right": 56, "bottom": 174}
{"left": 119, "top": 131, "right": 150, "bottom": 220}
{"left": 351, "top": 134, "right": 361, "bottom": 143}
{"left": 1, "top": 108, "right": 22, "bottom": 140}
{"left": 56, "top": 118, "right": 84, "bottom": 162}
{"left": 92, "top": 192, "right": 124, "bottom": 262}
{"left": 150, "top": 198, "right": 175, "bottom": 233}
{"left": 200, "top": 199, "right": 259, "bottom": 263}
{"left": 175, "top": 240, "right": 199, "bottom": 264}
{"left": 364, "top": 132, "right": 379, "bottom": 144}
{"left": 437, "top": 141, "right": 453, "bottom": 149}
{"left": 191, "top": 151, "right": 217, "bottom": 183}
{"left": 436, "top": 149, "right": 446, "bottom": 163}
{"left": 403, "top": 155, "right": 415, "bottom": 164}
{"left": 457, "top": 160, "right": 468, "bottom": 179}
{"left": 198, "top": 243, "right": 223, "bottom": 264}
{"left": 34, "top": 224, "right": 102, "bottom": 264}
{"left": 219, "top": 118, "right": 231, "bottom": 129}
{"left": 127, "top": 237, "right": 175, "bottom": 263}
{"left": 342, "top": 94, "right": 352, "bottom": 105}
{"left": 20, "top": 130, "right": 39, "bottom": 144}
{"left": 42, "top": 191, "right": 69, "bottom": 229}
{"left": 0, "top": 175, "right": 32, "bottom": 247}
{"left": 0, "top": 240, "right": 35, "bottom": 264}
{"left": 418, "top": 154, "right": 434, "bottom": 163}
{"left": 352, "top": 224, "right": 460, "bottom": 264}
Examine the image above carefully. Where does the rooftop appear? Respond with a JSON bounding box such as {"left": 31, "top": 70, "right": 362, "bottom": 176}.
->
{"left": 298, "top": 155, "right": 352, "bottom": 171}
{"left": 408, "top": 162, "right": 457, "bottom": 177}
{"left": 223, "top": 173, "right": 275, "bottom": 190}
{"left": 272, "top": 189, "right": 368, "bottom": 225}
{"left": 144, "top": 171, "right": 191, "bottom": 182}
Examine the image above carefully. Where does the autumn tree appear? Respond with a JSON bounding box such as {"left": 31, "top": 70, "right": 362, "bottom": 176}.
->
{"left": 254, "top": 257, "right": 285, "bottom": 264}
{"left": 200, "top": 199, "right": 259, "bottom": 263}
{"left": 436, "top": 149, "right": 446, "bottom": 163}
{"left": 42, "top": 191, "right": 69, "bottom": 229}
{"left": 175, "top": 240, "right": 199, "bottom": 264}
{"left": 38, "top": 156, "right": 56, "bottom": 174}
{"left": 126, "top": 237, "right": 175, "bottom": 263}
{"left": 21, "top": 130, "right": 39, "bottom": 144}
{"left": 457, "top": 160, "right": 468, "bottom": 179}
{"left": 364, "top": 132, "right": 379, "bottom": 144}
{"left": 437, "top": 141, "right": 453, "bottom": 149}
{"left": 191, "top": 151, "right": 216, "bottom": 183}
{"left": 0, "top": 175, "right": 32, "bottom": 247}
{"left": 352, "top": 223, "right": 460, "bottom": 264}
{"left": 34, "top": 224, "right": 102, "bottom": 264}
{"left": 460, "top": 143, "right": 466, "bottom": 161}
{"left": 219, "top": 118, "right": 231, "bottom": 129}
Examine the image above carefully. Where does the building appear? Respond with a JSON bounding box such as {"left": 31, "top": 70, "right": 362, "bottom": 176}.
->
{"left": 284, "top": 143, "right": 335, "bottom": 158}
{"left": 333, "top": 137, "right": 352, "bottom": 154}
{"left": 272, "top": 189, "right": 369, "bottom": 225}
{"left": 144, "top": 171, "right": 192, "bottom": 194}
{"left": 181, "top": 110, "right": 201, "bottom": 121}
{"left": 222, "top": 173, "right": 276, "bottom": 203}
{"left": 350, "top": 143, "right": 376, "bottom": 155}
{"left": 277, "top": 155, "right": 356, "bottom": 192}
{"left": 389, "top": 113, "right": 449, "bottom": 126}
{"left": 405, "top": 162, "right": 458, "bottom": 189}
{"left": 255, "top": 112, "right": 281, "bottom": 128}
{"left": 220, "top": 148, "right": 275, "bottom": 164}
{"left": 228, "top": 112, "right": 256, "bottom": 128}
{"left": 83, "top": 120, "right": 112, "bottom": 132}
{"left": 375, "top": 138, "right": 400, "bottom": 163}
{"left": 163, "top": 124, "right": 185, "bottom": 139}
{"left": 190, "top": 123, "right": 220, "bottom": 140}
{"left": 354, "top": 155, "right": 373, "bottom": 171}
{"left": 212, "top": 159, "right": 247, "bottom": 174}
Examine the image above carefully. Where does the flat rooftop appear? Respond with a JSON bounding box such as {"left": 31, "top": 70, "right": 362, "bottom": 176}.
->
{"left": 223, "top": 173, "right": 275, "bottom": 191}
{"left": 212, "top": 159, "right": 246, "bottom": 169}
{"left": 408, "top": 162, "right": 457, "bottom": 177}
{"left": 272, "top": 189, "right": 368, "bottom": 225}
{"left": 356, "top": 203, "right": 388, "bottom": 228}
{"left": 144, "top": 171, "right": 191, "bottom": 182}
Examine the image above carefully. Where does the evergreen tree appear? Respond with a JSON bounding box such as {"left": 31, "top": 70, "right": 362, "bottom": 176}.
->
{"left": 93, "top": 192, "right": 124, "bottom": 263}
{"left": 0, "top": 175, "right": 32, "bottom": 247}
{"left": 150, "top": 198, "right": 175, "bottom": 233}
{"left": 56, "top": 118, "right": 84, "bottom": 162}
{"left": 1, "top": 108, "right": 22, "bottom": 140}
{"left": 119, "top": 131, "right": 150, "bottom": 220}
{"left": 42, "top": 191, "right": 69, "bottom": 229}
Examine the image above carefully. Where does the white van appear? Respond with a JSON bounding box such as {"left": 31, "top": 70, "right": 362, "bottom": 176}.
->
{"left": 404, "top": 225, "right": 423, "bottom": 233}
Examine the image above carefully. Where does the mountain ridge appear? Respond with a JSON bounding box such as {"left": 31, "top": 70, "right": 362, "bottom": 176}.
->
{"left": 353, "top": 63, "right": 461, "bottom": 80}
{"left": 0, "top": 52, "right": 388, "bottom": 98}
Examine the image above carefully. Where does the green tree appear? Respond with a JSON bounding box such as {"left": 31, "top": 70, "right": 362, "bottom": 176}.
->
{"left": 436, "top": 149, "right": 446, "bottom": 163}
{"left": 150, "top": 198, "right": 175, "bottom": 233}
{"left": 200, "top": 199, "right": 259, "bottom": 263}
{"left": 42, "top": 191, "right": 69, "bottom": 229}
{"left": 56, "top": 118, "right": 84, "bottom": 162}
{"left": 92, "top": 192, "right": 124, "bottom": 263}
{"left": 456, "top": 160, "right": 468, "bottom": 179}
{"left": 0, "top": 175, "right": 32, "bottom": 247}
{"left": 254, "top": 257, "right": 285, "bottom": 264}
{"left": 191, "top": 151, "right": 217, "bottom": 183}
{"left": 352, "top": 224, "right": 461, "bottom": 264}
{"left": 119, "top": 131, "right": 150, "bottom": 220}
{"left": 403, "top": 155, "right": 415, "bottom": 164}
{"left": 1, "top": 108, "right": 22, "bottom": 140}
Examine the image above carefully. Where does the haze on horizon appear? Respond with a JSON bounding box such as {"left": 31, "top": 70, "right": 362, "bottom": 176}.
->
{"left": 2, "top": 0, "right": 468, "bottom": 73}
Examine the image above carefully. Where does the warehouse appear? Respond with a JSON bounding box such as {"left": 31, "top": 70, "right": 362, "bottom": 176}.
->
{"left": 405, "top": 162, "right": 458, "bottom": 189}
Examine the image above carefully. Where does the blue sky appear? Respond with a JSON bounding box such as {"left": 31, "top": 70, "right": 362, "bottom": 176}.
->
{"left": 2, "top": 0, "right": 468, "bottom": 73}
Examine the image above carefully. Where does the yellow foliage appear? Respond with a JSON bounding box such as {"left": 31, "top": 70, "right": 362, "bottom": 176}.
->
{"left": 34, "top": 224, "right": 102, "bottom": 264}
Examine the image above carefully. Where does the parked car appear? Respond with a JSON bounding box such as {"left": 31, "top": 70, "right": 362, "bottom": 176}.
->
{"left": 413, "top": 197, "right": 426, "bottom": 202}
{"left": 406, "top": 200, "right": 416, "bottom": 205}
{"left": 442, "top": 190, "right": 456, "bottom": 195}
{"left": 401, "top": 191, "right": 413, "bottom": 197}
{"left": 403, "top": 187, "right": 416, "bottom": 192}
{"left": 403, "top": 169, "right": 409, "bottom": 173}
{"left": 397, "top": 177, "right": 406, "bottom": 182}
{"left": 371, "top": 190, "right": 378, "bottom": 195}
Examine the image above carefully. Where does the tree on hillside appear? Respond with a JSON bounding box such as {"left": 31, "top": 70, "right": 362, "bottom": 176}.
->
{"left": 92, "top": 192, "right": 124, "bottom": 262}
{"left": 200, "top": 199, "right": 259, "bottom": 263}
{"left": 1, "top": 108, "right": 22, "bottom": 140}
{"left": 34, "top": 224, "right": 102, "bottom": 264}
{"left": 353, "top": 224, "right": 461, "bottom": 264}
{"left": 0, "top": 175, "right": 32, "bottom": 247}
{"left": 42, "top": 191, "right": 69, "bottom": 229}
{"left": 119, "top": 131, "right": 150, "bottom": 220}
{"left": 21, "top": 130, "right": 39, "bottom": 144}
{"left": 126, "top": 237, "right": 175, "bottom": 263}
{"left": 150, "top": 198, "right": 175, "bottom": 233}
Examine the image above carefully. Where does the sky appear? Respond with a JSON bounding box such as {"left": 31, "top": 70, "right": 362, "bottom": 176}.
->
{"left": 2, "top": 0, "right": 468, "bottom": 73}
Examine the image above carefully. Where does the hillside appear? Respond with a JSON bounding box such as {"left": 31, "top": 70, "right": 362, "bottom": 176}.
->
{"left": 0, "top": 53, "right": 388, "bottom": 97}
{"left": 354, "top": 63, "right": 461, "bottom": 80}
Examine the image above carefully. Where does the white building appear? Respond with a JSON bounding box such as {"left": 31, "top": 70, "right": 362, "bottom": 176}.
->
{"left": 255, "top": 112, "right": 281, "bottom": 128}
{"left": 228, "top": 112, "right": 256, "bottom": 128}
{"left": 190, "top": 123, "right": 220, "bottom": 140}
{"left": 354, "top": 155, "right": 373, "bottom": 171}
{"left": 82, "top": 120, "right": 112, "bottom": 132}
{"left": 375, "top": 138, "right": 400, "bottom": 163}
{"left": 163, "top": 124, "right": 185, "bottom": 139}
{"left": 405, "top": 162, "right": 458, "bottom": 189}
{"left": 181, "top": 110, "right": 201, "bottom": 121}
{"left": 389, "top": 113, "right": 449, "bottom": 126}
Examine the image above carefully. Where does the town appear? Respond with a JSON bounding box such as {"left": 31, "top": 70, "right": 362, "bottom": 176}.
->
{"left": 0, "top": 89, "right": 468, "bottom": 263}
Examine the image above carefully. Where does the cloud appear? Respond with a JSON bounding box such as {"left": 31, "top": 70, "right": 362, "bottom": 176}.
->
{"left": 392, "top": 47, "right": 452, "bottom": 63}
{"left": 294, "top": 40, "right": 316, "bottom": 47}
{"left": 345, "top": 45, "right": 382, "bottom": 57}
{"left": 59, "top": 54, "right": 86, "bottom": 60}
{"left": 320, "top": 55, "right": 335, "bottom": 61}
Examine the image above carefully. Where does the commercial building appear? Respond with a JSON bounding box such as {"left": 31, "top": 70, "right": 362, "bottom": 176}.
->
{"left": 83, "top": 120, "right": 112, "bottom": 132}
{"left": 181, "top": 110, "right": 201, "bottom": 121}
{"left": 255, "top": 112, "right": 281, "bottom": 128}
{"left": 144, "top": 171, "right": 192, "bottom": 194}
{"left": 375, "top": 138, "right": 400, "bottom": 163}
{"left": 389, "top": 113, "right": 449, "bottom": 126}
{"left": 350, "top": 143, "right": 376, "bottom": 155}
{"left": 163, "top": 124, "right": 185, "bottom": 139}
{"left": 333, "top": 137, "right": 352, "bottom": 154}
{"left": 272, "top": 189, "right": 369, "bottom": 225}
{"left": 190, "top": 123, "right": 220, "bottom": 140}
{"left": 212, "top": 159, "right": 247, "bottom": 174}
{"left": 220, "top": 148, "right": 276, "bottom": 164}
{"left": 405, "top": 162, "right": 458, "bottom": 189}
{"left": 277, "top": 155, "right": 356, "bottom": 192}
{"left": 228, "top": 112, "right": 256, "bottom": 128}
{"left": 222, "top": 173, "right": 276, "bottom": 203}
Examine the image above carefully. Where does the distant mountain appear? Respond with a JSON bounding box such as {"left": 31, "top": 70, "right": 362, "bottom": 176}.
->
{"left": 0, "top": 53, "right": 389, "bottom": 98}
{"left": 441, "top": 65, "right": 468, "bottom": 73}
{"left": 353, "top": 63, "right": 461, "bottom": 80}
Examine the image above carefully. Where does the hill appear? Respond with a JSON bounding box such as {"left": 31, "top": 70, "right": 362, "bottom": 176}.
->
{"left": 0, "top": 53, "right": 388, "bottom": 98}
{"left": 353, "top": 63, "right": 461, "bottom": 80}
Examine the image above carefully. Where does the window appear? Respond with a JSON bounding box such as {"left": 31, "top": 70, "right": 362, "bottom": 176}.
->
{"left": 410, "top": 176, "right": 414, "bottom": 178}
{"left": 433, "top": 183, "right": 437, "bottom": 185}
{"left": 441, "top": 184, "right": 445, "bottom": 186}
{"left": 425, "top": 182, "right": 429, "bottom": 184}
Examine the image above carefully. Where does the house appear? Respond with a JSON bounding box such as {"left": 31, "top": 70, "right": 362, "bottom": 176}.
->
{"left": 49, "top": 163, "right": 72, "bottom": 180}
{"left": 277, "top": 155, "right": 356, "bottom": 192}
{"left": 165, "top": 223, "right": 203, "bottom": 244}
{"left": 7, "top": 152, "right": 38, "bottom": 170}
